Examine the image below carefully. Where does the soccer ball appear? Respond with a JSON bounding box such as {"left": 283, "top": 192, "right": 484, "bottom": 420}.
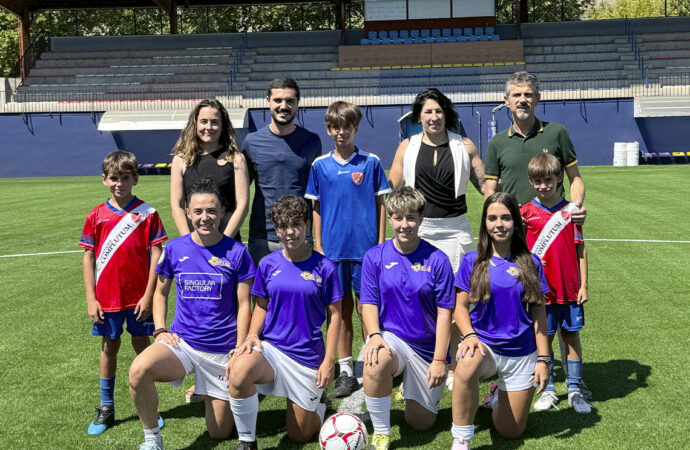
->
{"left": 319, "top": 412, "right": 368, "bottom": 450}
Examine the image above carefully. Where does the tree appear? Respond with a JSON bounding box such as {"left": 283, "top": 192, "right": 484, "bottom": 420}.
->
{"left": 585, "top": 0, "right": 690, "bottom": 19}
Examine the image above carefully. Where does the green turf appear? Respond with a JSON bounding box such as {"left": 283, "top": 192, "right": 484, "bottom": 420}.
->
{"left": 1, "top": 165, "right": 688, "bottom": 449}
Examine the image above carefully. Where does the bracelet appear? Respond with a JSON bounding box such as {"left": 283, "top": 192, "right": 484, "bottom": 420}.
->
{"left": 367, "top": 331, "right": 382, "bottom": 340}
{"left": 246, "top": 334, "right": 259, "bottom": 339}
{"left": 537, "top": 354, "right": 551, "bottom": 358}
{"left": 537, "top": 360, "right": 550, "bottom": 365}
{"left": 228, "top": 348, "right": 237, "bottom": 357}
{"left": 461, "top": 332, "right": 477, "bottom": 341}
{"left": 152, "top": 327, "right": 167, "bottom": 338}
{"left": 432, "top": 358, "right": 446, "bottom": 362}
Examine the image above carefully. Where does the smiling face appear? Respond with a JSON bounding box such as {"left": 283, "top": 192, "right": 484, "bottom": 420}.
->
{"left": 530, "top": 173, "right": 562, "bottom": 204}
{"left": 267, "top": 88, "right": 299, "bottom": 126}
{"left": 186, "top": 193, "right": 224, "bottom": 237}
{"left": 505, "top": 82, "right": 539, "bottom": 122}
{"left": 102, "top": 170, "right": 137, "bottom": 204}
{"left": 195, "top": 106, "right": 222, "bottom": 150}
{"left": 485, "top": 202, "right": 515, "bottom": 246}
{"left": 419, "top": 99, "right": 446, "bottom": 136}
{"left": 326, "top": 123, "right": 357, "bottom": 150}
{"left": 389, "top": 209, "right": 422, "bottom": 249}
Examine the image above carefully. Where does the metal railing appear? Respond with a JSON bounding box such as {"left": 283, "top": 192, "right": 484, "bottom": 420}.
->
{"left": 225, "top": 32, "right": 249, "bottom": 96}
{"left": 9, "top": 31, "right": 51, "bottom": 80}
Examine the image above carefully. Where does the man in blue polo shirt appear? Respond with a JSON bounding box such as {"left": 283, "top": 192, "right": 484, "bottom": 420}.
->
{"left": 242, "top": 78, "right": 323, "bottom": 264}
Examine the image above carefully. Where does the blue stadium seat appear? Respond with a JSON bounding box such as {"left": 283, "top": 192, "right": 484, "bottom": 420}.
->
{"left": 468, "top": 35, "right": 479, "bottom": 42}
{"left": 474, "top": 27, "right": 484, "bottom": 35}
{"left": 360, "top": 38, "right": 369, "bottom": 45}
{"left": 390, "top": 30, "right": 399, "bottom": 39}
{"left": 421, "top": 29, "right": 430, "bottom": 38}
{"left": 414, "top": 37, "right": 424, "bottom": 44}
{"left": 463, "top": 27, "right": 473, "bottom": 36}
{"left": 410, "top": 29, "right": 420, "bottom": 38}
{"left": 392, "top": 37, "right": 403, "bottom": 44}
{"left": 456, "top": 35, "right": 468, "bottom": 42}
{"left": 381, "top": 38, "right": 391, "bottom": 45}
{"left": 479, "top": 35, "right": 489, "bottom": 41}
{"left": 434, "top": 36, "right": 446, "bottom": 43}
{"left": 424, "top": 36, "right": 435, "bottom": 43}
{"left": 400, "top": 30, "right": 409, "bottom": 39}
{"left": 490, "top": 35, "right": 501, "bottom": 41}
{"left": 442, "top": 28, "right": 452, "bottom": 37}
{"left": 378, "top": 30, "right": 388, "bottom": 39}
{"left": 446, "top": 36, "right": 457, "bottom": 42}
{"left": 370, "top": 38, "right": 382, "bottom": 45}
{"left": 368, "top": 31, "right": 377, "bottom": 40}
{"left": 431, "top": 29, "right": 441, "bottom": 38}
{"left": 403, "top": 37, "right": 414, "bottom": 44}
{"left": 486, "top": 26, "right": 495, "bottom": 35}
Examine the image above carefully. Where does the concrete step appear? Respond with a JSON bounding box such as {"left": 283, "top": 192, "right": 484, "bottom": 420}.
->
{"left": 524, "top": 43, "right": 621, "bottom": 55}
{"left": 639, "top": 41, "right": 690, "bottom": 51}
{"left": 252, "top": 53, "right": 338, "bottom": 64}
{"left": 25, "top": 72, "right": 227, "bottom": 86}
{"left": 525, "top": 61, "right": 623, "bottom": 71}
{"left": 644, "top": 49, "right": 690, "bottom": 59}
{"left": 35, "top": 54, "right": 233, "bottom": 68}
{"left": 247, "top": 61, "right": 337, "bottom": 72}
{"left": 637, "top": 31, "right": 690, "bottom": 42}
{"left": 30, "top": 63, "right": 232, "bottom": 76}
{"left": 252, "top": 45, "right": 339, "bottom": 55}
{"left": 19, "top": 80, "right": 225, "bottom": 91}
{"left": 523, "top": 35, "right": 621, "bottom": 46}
{"left": 42, "top": 47, "right": 234, "bottom": 59}
{"left": 525, "top": 52, "right": 624, "bottom": 63}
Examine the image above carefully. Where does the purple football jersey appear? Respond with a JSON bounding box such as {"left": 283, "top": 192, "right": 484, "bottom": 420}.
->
{"left": 156, "top": 234, "right": 255, "bottom": 353}
{"left": 360, "top": 239, "right": 455, "bottom": 362}
{"left": 252, "top": 250, "right": 343, "bottom": 369}
{"left": 455, "top": 251, "right": 549, "bottom": 356}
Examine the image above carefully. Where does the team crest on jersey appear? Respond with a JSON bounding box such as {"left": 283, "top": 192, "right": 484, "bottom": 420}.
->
{"left": 561, "top": 211, "right": 571, "bottom": 220}
{"left": 410, "top": 262, "right": 431, "bottom": 272}
{"left": 131, "top": 213, "right": 142, "bottom": 224}
{"left": 506, "top": 266, "right": 519, "bottom": 277}
{"left": 301, "top": 271, "right": 323, "bottom": 285}
{"left": 542, "top": 148, "right": 549, "bottom": 153}
{"left": 352, "top": 172, "right": 364, "bottom": 185}
{"left": 208, "top": 256, "right": 231, "bottom": 268}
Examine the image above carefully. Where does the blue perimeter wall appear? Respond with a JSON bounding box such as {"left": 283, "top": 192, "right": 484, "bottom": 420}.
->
{"left": 1, "top": 98, "right": 681, "bottom": 177}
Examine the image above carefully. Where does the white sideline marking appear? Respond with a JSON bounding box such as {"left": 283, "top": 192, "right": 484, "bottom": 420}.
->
{"left": 1, "top": 237, "right": 689, "bottom": 259}
{"left": 338, "top": 349, "right": 367, "bottom": 419}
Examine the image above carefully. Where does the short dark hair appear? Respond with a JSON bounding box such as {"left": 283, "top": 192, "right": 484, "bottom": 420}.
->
{"left": 325, "top": 101, "right": 362, "bottom": 128}
{"left": 411, "top": 88, "right": 459, "bottom": 132}
{"left": 270, "top": 195, "right": 310, "bottom": 229}
{"left": 102, "top": 150, "right": 138, "bottom": 177}
{"left": 528, "top": 153, "right": 562, "bottom": 180}
{"left": 267, "top": 77, "right": 300, "bottom": 100}
{"left": 186, "top": 178, "right": 225, "bottom": 210}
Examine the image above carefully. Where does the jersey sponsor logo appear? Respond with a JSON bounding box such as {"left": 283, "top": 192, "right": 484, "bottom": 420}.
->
{"left": 506, "top": 266, "right": 519, "bottom": 277}
{"left": 178, "top": 256, "right": 190, "bottom": 262}
{"left": 179, "top": 273, "right": 222, "bottom": 299}
{"left": 352, "top": 172, "right": 364, "bottom": 185}
{"left": 337, "top": 170, "right": 351, "bottom": 175}
{"left": 532, "top": 203, "right": 577, "bottom": 259}
{"left": 208, "top": 256, "right": 231, "bottom": 268}
{"left": 301, "top": 271, "right": 323, "bottom": 285}
{"left": 410, "top": 262, "right": 431, "bottom": 272}
{"left": 385, "top": 262, "right": 398, "bottom": 269}
{"left": 272, "top": 270, "right": 282, "bottom": 277}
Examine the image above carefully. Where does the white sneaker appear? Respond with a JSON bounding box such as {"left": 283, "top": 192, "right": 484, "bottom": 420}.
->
{"left": 445, "top": 374, "right": 454, "bottom": 391}
{"left": 568, "top": 392, "right": 592, "bottom": 414}
{"left": 451, "top": 438, "right": 471, "bottom": 450}
{"left": 533, "top": 390, "right": 559, "bottom": 412}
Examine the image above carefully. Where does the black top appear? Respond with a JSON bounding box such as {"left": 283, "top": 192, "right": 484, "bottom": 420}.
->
{"left": 182, "top": 147, "right": 240, "bottom": 240}
{"left": 414, "top": 141, "right": 467, "bottom": 218}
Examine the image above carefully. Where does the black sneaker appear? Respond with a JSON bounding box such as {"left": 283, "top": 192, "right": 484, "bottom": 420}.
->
{"left": 236, "top": 441, "right": 258, "bottom": 450}
{"left": 87, "top": 406, "right": 114, "bottom": 435}
{"left": 333, "top": 372, "right": 359, "bottom": 398}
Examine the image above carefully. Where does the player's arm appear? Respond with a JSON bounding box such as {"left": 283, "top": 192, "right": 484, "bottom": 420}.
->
{"left": 152, "top": 274, "right": 178, "bottom": 346}
{"left": 483, "top": 140, "right": 501, "bottom": 199}
{"left": 529, "top": 299, "right": 549, "bottom": 393}
{"left": 235, "top": 279, "right": 253, "bottom": 346}
{"left": 464, "top": 138, "right": 486, "bottom": 195}
{"left": 312, "top": 200, "right": 324, "bottom": 254}
{"left": 454, "top": 289, "right": 484, "bottom": 358}
{"left": 170, "top": 155, "right": 190, "bottom": 236}
{"left": 236, "top": 296, "right": 268, "bottom": 355}
{"left": 375, "top": 194, "right": 386, "bottom": 244}
{"left": 388, "top": 139, "right": 409, "bottom": 188}
{"left": 577, "top": 243, "right": 589, "bottom": 305}
{"left": 428, "top": 307, "right": 452, "bottom": 387}
{"left": 223, "top": 153, "right": 250, "bottom": 239}
{"left": 317, "top": 300, "right": 342, "bottom": 388}
{"left": 134, "top": 243, "right": 163, "bottom": 321}
{"left": 83, "top": 249, "right": 103, "bottom": 324}
{"left": 565, "top": 163, "right": 586, "bottom": 225}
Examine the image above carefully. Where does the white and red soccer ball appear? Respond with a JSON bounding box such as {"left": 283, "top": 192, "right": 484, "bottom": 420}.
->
{"left": 319, "top": 412, "right": 368, "bottom": 450}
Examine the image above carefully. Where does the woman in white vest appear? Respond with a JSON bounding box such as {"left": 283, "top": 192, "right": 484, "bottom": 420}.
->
{"left": 390, "top": 88, "right": 486, "bottom": 391}
{"left": 390, "top": 88, "right": 485, "bottom": 272}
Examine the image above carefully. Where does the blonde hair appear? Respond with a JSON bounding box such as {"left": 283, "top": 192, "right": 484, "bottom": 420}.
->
{"left": 172, "top": 99, "right": 238, "bottom": 166}
{"left": 385, "top": 186, "right": 426, "bottom": 216}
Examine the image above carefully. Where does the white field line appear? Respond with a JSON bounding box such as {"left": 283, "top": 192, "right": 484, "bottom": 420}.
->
{"left": 2, "top": 237, "right": 690, "bottom": 259}
{"left": 337, "top": 348, "right": 368, "bottom": 419}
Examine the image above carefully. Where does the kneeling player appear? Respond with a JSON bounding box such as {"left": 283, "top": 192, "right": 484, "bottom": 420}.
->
{"left": 228, "top": 195, "right": 343, "bottom": 449}
{"left": 360, "top": 187, "right": 455, "bottom": 450}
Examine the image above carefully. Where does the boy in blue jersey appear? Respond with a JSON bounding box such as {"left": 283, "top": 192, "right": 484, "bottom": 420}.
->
{"left": 305, "top": 101, "right": 391, "bottom": 397}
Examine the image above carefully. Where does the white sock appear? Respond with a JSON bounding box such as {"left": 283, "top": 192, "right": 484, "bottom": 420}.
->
{"left": 229, "top": 393, "right": 259, "bottom": 442}
{"left": 143, "top": 426, "right": 162, "bottom": 445}
{"left": 339, "top": 357, "right": 354, "bottom": 377}
{"left": 315, "top": 401, "right": 327, "bottom": 424}
{"left": 365, "top": 395, "right": 391, "bottom": 435}
{"left": 451, "top": 423, "right": 474, "bottom": 442}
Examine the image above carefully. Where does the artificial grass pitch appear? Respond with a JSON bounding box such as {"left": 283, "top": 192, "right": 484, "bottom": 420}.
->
{"left": 0, "top": 165, "right": 688, "bottom": 448}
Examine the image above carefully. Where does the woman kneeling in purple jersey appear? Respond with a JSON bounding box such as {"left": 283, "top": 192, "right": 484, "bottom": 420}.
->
{"left": 129, "top": 179, "right": 255, "bottom": 450}
{"left": 449, "top": 192, "right": 550, "bottom": 449}
{"left": 361, "top": 187, "right": 455, "bottom": 450}
{"left": 227, "top": 195, "right": 343, "bottom": 449}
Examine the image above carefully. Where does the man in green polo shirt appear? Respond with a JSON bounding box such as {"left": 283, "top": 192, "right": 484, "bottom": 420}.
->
{"left": 484, "top": 71, "right": 586, "bottom": 223}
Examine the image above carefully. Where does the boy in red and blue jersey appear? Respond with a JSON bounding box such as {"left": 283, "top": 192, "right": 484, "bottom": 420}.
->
{"left": 305, "top": 101, "right": 391, "bottom": 397}
{"left": 79, "top": 150, "right": 167, "bottom": 435}
{"left": 520, "top": 153, "right": 591, "bottom": 414}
